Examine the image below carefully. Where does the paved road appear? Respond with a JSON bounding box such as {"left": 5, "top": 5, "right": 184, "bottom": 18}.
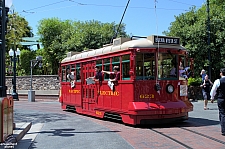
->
{"left": 4, "top": 99, "right": 225, "bottom": 149}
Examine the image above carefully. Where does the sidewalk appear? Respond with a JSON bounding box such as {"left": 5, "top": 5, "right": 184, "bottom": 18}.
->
{"left": 16, "top": 96, "right": 59, "bottom": 102}
{"left": 1, "top": 96, "right": 58, "bottom": 149}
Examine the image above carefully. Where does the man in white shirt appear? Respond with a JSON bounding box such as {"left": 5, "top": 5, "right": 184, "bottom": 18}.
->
{"left": 210, "top": 68, "right": 225, "bottom": 136}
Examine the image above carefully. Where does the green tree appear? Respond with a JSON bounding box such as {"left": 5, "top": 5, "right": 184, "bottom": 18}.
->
{"left": 163, "top": 0, "right": 225, "bottom": 81}
{"left": 38, "top": 19, "right": 129, "bottom": 74}
{"left": 20, "top": 50, "right": 36, "bottom": 75}
{"left": 6, "top": 13, "right": 33, "bottom": 50}
{"left": 38, "top": 18, "right": 70, "bottom": 74}
{"left": 62, "top": 20, "right": 129, "bottom": 52}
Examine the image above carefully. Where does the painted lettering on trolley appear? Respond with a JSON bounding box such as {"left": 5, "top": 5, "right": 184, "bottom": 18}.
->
{"left": 95, "top": 111, "right": 102, "bottom": 115}
{"left": 139, "top": 94, "right": 154, "bottom": 99}
{"left": 69, "top": 89, "right": 80, "bottom": 94}
{"left": 98, "top": 91, "right": 119, "bottom": 96}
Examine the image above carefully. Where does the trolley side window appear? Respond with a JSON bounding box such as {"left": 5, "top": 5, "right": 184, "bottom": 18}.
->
{"left": 61, "top": 66, "right": 66, "bottom": 82}
{"left": 96, "top": 59, "right": 102, "bottom": 70}
{"left": 179, "top": 56, "right": 189, "bottom": 80}
{"left": 158, "top": 53, "right": 178, "bottom": 80}
{"left": 76, "top": 63, "right": 81, "bottom": 82}
{"left": 103, "top": 58, "right": 110, "bottom": 80}
{"left": 136, "top": 53, "right": 155, "bottom": 80}
{"left": 122, "top": 55, "right": 130, "bottom": 80}
{"left": 71, "top": 64, "right": 75, "bottom": 75}
{"left": 66, "top": 65, "right": 71, "bottom": 82}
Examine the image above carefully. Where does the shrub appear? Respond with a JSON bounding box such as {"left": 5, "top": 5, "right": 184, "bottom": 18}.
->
{"left": 188, "top": 77, "right": 202, "bottom": 86}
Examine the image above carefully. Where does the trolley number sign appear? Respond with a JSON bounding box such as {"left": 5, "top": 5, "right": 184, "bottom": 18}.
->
{"left": 153, "top": 35, "right": 180, "bottom": 45}
{"left": 139, "top": 94, "right": 154, "bottom": 99}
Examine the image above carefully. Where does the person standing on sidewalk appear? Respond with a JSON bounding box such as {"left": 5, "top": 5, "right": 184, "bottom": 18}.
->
{"left": 210, "top": 68, "right": 225, "bottom": 136}
{"left": 200, "top": 74, "right": 213, "bottom": 110}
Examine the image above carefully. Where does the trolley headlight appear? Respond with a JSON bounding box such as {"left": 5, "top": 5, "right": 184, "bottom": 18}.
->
{"left": 166, "top": 84, "right": 174, "bottom": 94}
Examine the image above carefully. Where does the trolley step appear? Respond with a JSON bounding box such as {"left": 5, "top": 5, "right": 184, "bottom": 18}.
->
{"left": 104, "top": 112, "right": 122, "bottom": 121}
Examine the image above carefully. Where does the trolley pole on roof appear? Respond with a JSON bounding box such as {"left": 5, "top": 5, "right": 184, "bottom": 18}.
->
{"left": 207, "top": 0, "right": 211, "bottom": 79}
{"left": 110, "top": 0, "right": 130, "bottom": 43}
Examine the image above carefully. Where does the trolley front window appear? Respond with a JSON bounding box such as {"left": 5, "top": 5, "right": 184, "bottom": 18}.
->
{"left": 136, "top": 53, "right": 155, "bottom": 80}
{"left": 158, "top": 53, "right": 178, "bottom": 80}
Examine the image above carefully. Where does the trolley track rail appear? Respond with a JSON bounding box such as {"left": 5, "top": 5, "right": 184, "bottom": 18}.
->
{"left": 149, "top": 124, "right": 225, "bottom": 149}
{"left": 151, "top": 128, "right": 193, "bottom": 149}
{"left": 180, "top": 127, "right": 225, "bottom": 145}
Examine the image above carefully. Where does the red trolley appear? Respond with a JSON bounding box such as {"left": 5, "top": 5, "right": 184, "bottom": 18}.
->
{"left": 59, "top": 35, "right": 193, "bottom": 125}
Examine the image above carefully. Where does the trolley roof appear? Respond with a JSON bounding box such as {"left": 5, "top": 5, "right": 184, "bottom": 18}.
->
{"left": 61, "top": 35, "right": 186, "bottom": 63}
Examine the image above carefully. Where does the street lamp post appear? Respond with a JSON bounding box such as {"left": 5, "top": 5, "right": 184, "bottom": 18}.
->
{"left": 8, "top": 48, "right": 20, "bottom": 100}
{"left": 206, "top": 0, "right": 211, "bottom": 80}
{"left": 0, "top": 0, "right": 13, "bottom": 98}
{"left": 28, "top": 56, "right": 43, "bottom": 102}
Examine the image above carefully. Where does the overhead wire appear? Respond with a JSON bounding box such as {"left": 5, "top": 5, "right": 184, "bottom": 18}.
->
{"left": 153, "top": 0, "right": 160, "bottom": 92}
{"left": 167, "top": 0, "right": 200, "bottom": 7}
{"left": 20, "top": 0, "right": 195, "bottom": 16}
{"left": 21, "top": 0, "right": 69, "bottom": 13}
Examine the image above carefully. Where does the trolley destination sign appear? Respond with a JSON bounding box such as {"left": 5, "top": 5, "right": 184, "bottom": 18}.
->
{"left": 150, "top": 35, "right": 180, "bottom": 45}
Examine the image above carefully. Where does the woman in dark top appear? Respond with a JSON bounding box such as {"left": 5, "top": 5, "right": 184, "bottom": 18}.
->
{"left": 200, "top": 74, "right": 213, "bottom": 110}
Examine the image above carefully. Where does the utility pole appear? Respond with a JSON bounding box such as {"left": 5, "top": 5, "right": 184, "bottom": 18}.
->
{"left": 207, "top": 0, "right": 211, "bottom": 79}
{"left": 0, "top": 0, "right": 7, "bottom": 97}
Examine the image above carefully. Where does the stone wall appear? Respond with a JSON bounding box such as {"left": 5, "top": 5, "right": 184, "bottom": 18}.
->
{"left": 6, "top": 75, "right": 60, "bottom": 90}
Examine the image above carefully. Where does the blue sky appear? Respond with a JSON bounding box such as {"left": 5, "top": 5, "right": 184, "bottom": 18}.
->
{"left": 13, "top": 0, "right": 205, "bottom": 37}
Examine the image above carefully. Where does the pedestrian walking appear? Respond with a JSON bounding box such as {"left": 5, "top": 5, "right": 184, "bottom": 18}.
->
{"left": 200, "top": 74, "right": 213, "bottom": 110}
{"left": 210, "top": 68, "right": 225, "bottom": 136}
{"left": 200, "top": 69, "right": 206, "bottom": 81}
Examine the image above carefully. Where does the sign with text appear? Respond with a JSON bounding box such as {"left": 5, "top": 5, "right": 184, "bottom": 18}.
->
{"left": 148, "top": 35, "right": 180, "bottom": 45}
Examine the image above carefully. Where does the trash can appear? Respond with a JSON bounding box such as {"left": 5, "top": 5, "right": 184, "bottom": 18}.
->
{"left": 28, "top": 90, "right": 35, "bottom": 102}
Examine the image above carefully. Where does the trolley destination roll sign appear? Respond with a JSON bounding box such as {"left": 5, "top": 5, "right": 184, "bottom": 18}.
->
{"left": 149, "top": 35, "right": 180, "bottom": 45}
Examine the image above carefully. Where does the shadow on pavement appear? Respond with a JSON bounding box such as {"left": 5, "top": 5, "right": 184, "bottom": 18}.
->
{"left": 14, "top": 112, "right": 68, "bottom": 124}
{"left": 27, "top": 129, "right": 120, "bottom": 137}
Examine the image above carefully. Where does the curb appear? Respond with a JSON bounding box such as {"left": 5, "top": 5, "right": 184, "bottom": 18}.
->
{"left": 14, "top": 122, "right": 32, "bottom": 142}
{"left": 3, "top": 122, "right": 32, "bottom": 148}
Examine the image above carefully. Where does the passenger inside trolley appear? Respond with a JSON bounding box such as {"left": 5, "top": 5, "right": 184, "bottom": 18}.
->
{"left": 66, "top": 68, "right": 75, "bottom": 88}
{"left": 88, "top": 66, "right": 103, "bottom": 82}
{"left": 170, "top": 64, "right": 177, "bottom": 77}
{"left": 179, "top": 61, "right": 189, "bottom": 79}
{"left": 102, "top": 66, "right": 120, "bottom": 81}
{"left": 102, "top": 66, "right": 120, "bottom": 90}
{"left": 66, "top": 68, "right": 75, "bottom": 81}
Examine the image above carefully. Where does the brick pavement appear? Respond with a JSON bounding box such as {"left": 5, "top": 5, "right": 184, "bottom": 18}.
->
{"left": 13, "top": 99, "right": 225, "bottom": 149}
